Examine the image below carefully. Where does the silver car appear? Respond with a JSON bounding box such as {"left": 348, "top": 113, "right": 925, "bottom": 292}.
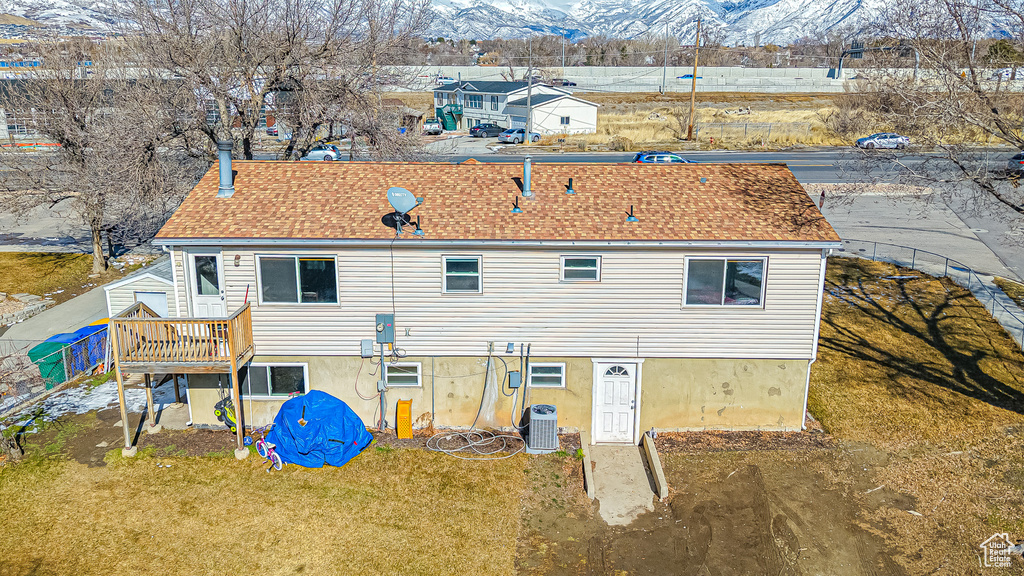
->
{"left": 300, "top": 144, "right": 342, "bottom": 161}
{"left": 497, "top": 128, "right": 540, "bottom": 144}
{"left": 855, "top": 133, "right": 910, "bottom": 150}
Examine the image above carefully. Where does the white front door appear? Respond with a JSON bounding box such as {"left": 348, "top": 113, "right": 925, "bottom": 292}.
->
{"left": 593, "top": 364, "right": 637, "bottom": 443}
{"left": 189, "top": 252, "right": 226, "bottom": 317}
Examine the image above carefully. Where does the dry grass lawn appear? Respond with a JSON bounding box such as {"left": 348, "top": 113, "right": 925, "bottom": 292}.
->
{"left": 810, "top": 257, "right": 1024, "bottom": 573}
{"left": 0, "top": 253, "right": 150, "bottom": 305}
{"left": 0, "top": 447, "right": 525, "bottom": 576}
{"left": 995, "top": 276, "right": 1024, "bottom": 310}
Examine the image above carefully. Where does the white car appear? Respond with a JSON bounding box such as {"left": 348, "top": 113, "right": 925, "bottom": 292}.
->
{"left": 300, "top": 144, "right": 342, "bottom": 161}
{"left": 435, "top": 76, "right": 455, "bottom": 85}
{"left": 855, "top": 133, "right": 910, "bottom": 150}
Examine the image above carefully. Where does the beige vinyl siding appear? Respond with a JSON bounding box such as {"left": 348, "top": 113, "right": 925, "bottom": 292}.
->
{"left": 180, "top": 246, "right": 824, "bottom": 360}
{"left": 172, "top": 249, "right": 189, "bottom": 317}
{"left": 106, "top": 277, "right": 175, "bottom": 318}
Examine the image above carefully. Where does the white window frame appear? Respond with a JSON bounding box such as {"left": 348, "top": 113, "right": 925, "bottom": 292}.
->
{"left": 255, "top": 254, "right": 340, "bottom": 306}
{"left": 242, "top": 362, "right": 309, "bottom": 399}
{"left": 442, "top": 255, "right": 483, "bottom": 294}
{"left": 527, "top": 362, "right": 566, "bottom": 388}
{"left": 682, "top": 256, "right": 767, "bottom": 308}
{"left": 467, "top": 94, "right": 483, "bottom": 109}
{"left": 384, "top": 362, "right": 422, "bottom": 388}
{"left": 490, "top": 95, "right": 498, "bottom": 110}
{"left": 560, "top": 255, "right": 601, "bottom": 282}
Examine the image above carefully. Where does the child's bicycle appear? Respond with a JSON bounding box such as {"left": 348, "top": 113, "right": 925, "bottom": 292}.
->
{"left": 247, "top": 425, "right": 283, "bottom": 472}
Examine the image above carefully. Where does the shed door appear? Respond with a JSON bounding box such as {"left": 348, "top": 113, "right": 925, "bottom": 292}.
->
{"left": 593, "top": 364, "right": 637, "bottom": 443}
{"left": 134, "top": 291, "right": 168, "bottom": 317}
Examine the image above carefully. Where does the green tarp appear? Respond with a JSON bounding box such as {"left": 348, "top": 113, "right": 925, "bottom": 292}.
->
{"left": 27, "top": 340, "right": 68, "bottom": 388}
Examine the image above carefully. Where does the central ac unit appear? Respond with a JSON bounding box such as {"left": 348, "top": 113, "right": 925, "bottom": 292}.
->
{"left": 525, "top": 404, "right": 558, "bottom": 454}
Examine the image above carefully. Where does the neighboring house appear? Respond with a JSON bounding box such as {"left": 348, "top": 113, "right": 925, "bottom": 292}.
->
{"left": 431, "top": 81, "right": 573, "bottom": 131}
{"left": 103, "top": 257, "right": 176, "bottom": 318}
{"left": 505, "top": 93, "right": 598, "bottom": 135}
{"left": 109, "top": 153, "right": 840, "bottom": 452}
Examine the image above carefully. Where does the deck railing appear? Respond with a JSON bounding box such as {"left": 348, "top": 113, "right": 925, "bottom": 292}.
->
{"left": 110, "top": 302, "right": 253, "bottom": 366}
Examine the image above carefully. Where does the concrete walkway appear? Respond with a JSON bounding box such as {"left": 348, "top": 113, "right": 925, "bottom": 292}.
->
{"left": 590, "top": 444, "right": 655, "bottom": 526}
{"left": 0, "top": 286, "right": 107, "bottom": 353}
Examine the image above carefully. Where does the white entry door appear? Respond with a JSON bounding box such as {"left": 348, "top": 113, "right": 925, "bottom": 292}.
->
{"left": 593, "top": 364, "right": 637, "bottom": 443}
{"left": 189, "top": 252, "right": 226, "bottom": 317}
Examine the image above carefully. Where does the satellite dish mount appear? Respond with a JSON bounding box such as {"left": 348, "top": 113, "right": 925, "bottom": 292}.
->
{"left": 382, "top": 186, "right": 424, "bottom": 235}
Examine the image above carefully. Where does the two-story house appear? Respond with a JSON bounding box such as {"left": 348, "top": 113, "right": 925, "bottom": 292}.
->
{"left": 432, "top": 81, "right": 598, "bottom": 134}
{"left": 107, "top": 151, "right": 839, "bottom": 455}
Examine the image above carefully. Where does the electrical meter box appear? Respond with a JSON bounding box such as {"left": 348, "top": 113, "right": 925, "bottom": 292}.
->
{"left": 375, "top": 313, "right": 395, "bottom": 344}
{"left": 508, "top": 371, "right": 521, "bottom": 389}
{"left": 360, "top": 339, "right": 374, "bottom": 358}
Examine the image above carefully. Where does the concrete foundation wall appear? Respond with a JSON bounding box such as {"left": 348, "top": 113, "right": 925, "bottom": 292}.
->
{"left": 184, "top": 355, "right": 809, "bottom": 434}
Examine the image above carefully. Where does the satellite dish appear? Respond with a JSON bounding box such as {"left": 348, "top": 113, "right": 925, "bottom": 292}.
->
{"left": 387, "top": 187, "right": 418, "bottom": 214}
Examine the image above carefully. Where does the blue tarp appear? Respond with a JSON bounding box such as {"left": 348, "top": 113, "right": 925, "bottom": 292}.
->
{"left": 266, "top": 391, "right": 372, "bottom": 468}
{"left": 47, "top": 324, "right": 106, "bottom": 373}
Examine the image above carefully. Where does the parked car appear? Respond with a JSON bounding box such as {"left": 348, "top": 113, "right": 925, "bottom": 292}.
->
{"left": 552, "top": 78, "right": 577, "bottom": 87}
{"left": 469, "top": 123, "right": 504, "bottom": 137}
{"left": 676, "top": 74, "right": 702, "bottom": 80}
{"left": 300, "top": 144, "right": 342, "bottom": 161}
{"left": 498, "top": 128, "right": 541, "bottom": 144}
{"left": 631, "top": 151, "right": 694, "bottom": 163}
{"left": 1008, "top": 151, "right": 1024, "bottom": 175}
{"left": 855, "top": 133, "right": 910, "bottom": 149}
{"left": 423, "top": 119, "right": 443, "bottom": 135}
{"left": 435, "top": 76, "right": 455, "bottom": 85}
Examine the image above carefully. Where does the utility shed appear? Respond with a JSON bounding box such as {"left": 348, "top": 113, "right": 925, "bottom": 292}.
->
{"left": 104, "top": 256, "right": 175, "bottom": 318}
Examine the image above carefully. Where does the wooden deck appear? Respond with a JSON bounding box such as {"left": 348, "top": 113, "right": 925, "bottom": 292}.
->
{"left": 109, "top": 302, "right": 254, "bottom": 374}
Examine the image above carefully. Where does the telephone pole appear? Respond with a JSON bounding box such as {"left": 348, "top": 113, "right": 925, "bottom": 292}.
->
{"left": 661, "top": 20, "right": 669, "bottom": 94}
{"left": 686, "top": 16, "right": 702, "bottom": 141}
{"left": 526, "top": 36, "right": 533, "bottom": 146}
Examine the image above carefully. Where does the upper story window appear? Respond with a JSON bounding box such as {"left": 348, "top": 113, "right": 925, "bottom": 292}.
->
{"left": 490, "top": 95, "right": 498, "bottom": 110}
{"left": 257, "top": 255, "right": 338, "bottom": 304}
{"left": 560, "top": 256, "right": 601, "bottom": 281}
{"left": 560, "top": 116, "right": 570, "bottom": 125}
{"left": 443, "top": 255, "right": 482, "bottom": 293}
{"left": 684, "top": 258, "right": 765, "bottom": 306}
{"left": 467, "top": 94, "right": 483, "bottom": 109}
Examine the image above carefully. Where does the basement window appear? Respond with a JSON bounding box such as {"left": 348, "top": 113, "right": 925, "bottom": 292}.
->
{"left": 257, "top": 255, "right": 338, "bottom": 304}
{"left": 561, "top": 256, "right": 601, "bottom": 281}
{"left": 385, "top": 363, "right": 421, "bottom": 387}
{"left": 684, "top": 258, "right": 765, "bottom": 307}
{"left": 242, "top": 364, "right": 307, "bottom": 398}
{"left": 528, "top": 363, "right": 566, "bottom": 388}
{"left": 442, "top": 256, "right": 482, "bottom": 293}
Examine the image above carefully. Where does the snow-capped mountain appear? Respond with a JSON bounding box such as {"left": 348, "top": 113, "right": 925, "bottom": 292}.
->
{"left": 0, "top": 0, "right": 117, "bottom": 30}
{"left": 427, "top": 0, "right": 890, "bottom": 45}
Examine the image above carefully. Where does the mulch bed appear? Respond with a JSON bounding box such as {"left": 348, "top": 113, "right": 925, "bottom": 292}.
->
{"left": 654, "top": 429, "right": 836, "bottom": 453}
{"left": 137, "top": 428, "right": 237, "bottom": 457}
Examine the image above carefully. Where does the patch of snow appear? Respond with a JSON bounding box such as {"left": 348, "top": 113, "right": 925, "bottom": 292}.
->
{"left": 6, "top": 379, "right": 178, "bottom": 428}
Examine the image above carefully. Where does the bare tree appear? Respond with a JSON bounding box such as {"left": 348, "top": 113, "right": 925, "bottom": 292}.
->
{"left": 122, "top": 0, "right": 430, "bottom": 161}
{"left": 0, "top": 41, "right": 202, "bottom": 273}
{"left": 837, "top": 0, "right": 1024, "bottom": 242}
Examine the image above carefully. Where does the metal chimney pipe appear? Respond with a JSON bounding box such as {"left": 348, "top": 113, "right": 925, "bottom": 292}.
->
{"left": 522, "top": 156, "right": 533, "bottom": 197}
{"left": 217, "top": 140, "right": 234, "bottom": 198}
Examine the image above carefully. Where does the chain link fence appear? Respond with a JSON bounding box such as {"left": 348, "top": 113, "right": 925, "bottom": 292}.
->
{"left": 0, "top": 328, "right": 108, "bottom": 418}
{"left": 837, "top": 239, "right": 1024, "bottom": 348}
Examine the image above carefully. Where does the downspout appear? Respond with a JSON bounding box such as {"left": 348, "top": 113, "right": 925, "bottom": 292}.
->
{"left": 802, "top": 249, "right": 829, "bottom": 430}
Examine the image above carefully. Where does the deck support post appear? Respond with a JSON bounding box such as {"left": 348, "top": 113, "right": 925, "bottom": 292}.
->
{"left": 228, "top": 325, "right": 247, "bottom": 459}
{"left": 110, "top": 324, "right": 135, "bottom": 456}
{"left": 144, "top": 373, "right": 161, "bottom": 433}
{"left": 173, "top": 374, "right": 181, "bottom": 403}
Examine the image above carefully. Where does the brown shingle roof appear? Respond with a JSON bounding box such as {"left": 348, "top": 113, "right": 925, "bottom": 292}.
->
{"left": 155, "top": 161, "right": 840, "bottom": 243}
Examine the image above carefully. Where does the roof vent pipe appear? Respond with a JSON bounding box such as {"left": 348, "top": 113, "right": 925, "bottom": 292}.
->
{"left": 217, "top": 140, "right": 234, "bottom": 198}
{"left": 522, "top": 156, "right": 533, "bottom": 198}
